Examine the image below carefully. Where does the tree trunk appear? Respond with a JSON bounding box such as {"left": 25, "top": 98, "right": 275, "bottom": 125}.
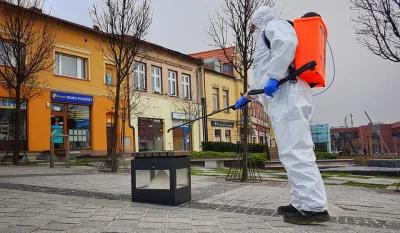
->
{"left": 12, "top": 85, "right": 21, "bottom": 165}
{"left": 241, "top": 109, "right": 249, "bottom": 181}
{"left": 266, "top": 138, "right": 271, "bottom": 161}
{"left": 241, "top": 70, "right": 249, "bottom": 182}
{"left": 111, "top": 83, "right": 121, "bottom": 173}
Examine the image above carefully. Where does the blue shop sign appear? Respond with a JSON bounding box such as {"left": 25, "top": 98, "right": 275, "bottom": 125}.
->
{"left": 0, "top": 98, "right": 26, "bottom": 109}
{"left": 51, "top": 91, "right": 93, "bottom": 105}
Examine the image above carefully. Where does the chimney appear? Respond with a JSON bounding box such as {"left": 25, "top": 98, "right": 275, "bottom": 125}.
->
{"left": 29, "top": 7, "right": 42, "bottom": 14}
{"left": 93, "top": 25, "right": 100, "bottom": 31}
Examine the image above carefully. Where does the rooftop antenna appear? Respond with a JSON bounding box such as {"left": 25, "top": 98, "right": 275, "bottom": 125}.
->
{"left": 350, "top": 113, "right": 354, "bottom": 127}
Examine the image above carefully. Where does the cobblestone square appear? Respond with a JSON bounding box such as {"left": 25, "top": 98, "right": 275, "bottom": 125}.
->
{"left": 0, "top": 166, "right": 399, "bottom": 232}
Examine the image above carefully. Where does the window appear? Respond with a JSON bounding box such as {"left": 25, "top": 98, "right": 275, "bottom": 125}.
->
{"left": 182, "top": 74, "right": 190, "bottom": 99}
{"left": 134, "top": 62, "right": 146, "bottom": 90}
{"left": 54, "top": 53, "right": 87, "bottom": 79}
{"left": 223, "top": 63, "right": 233, "bottom": 74}
{"left": 212, "top": 88, "right": 219, "bottom": 111}
{"left": 168, "top": 70, "right": 177, "bottom": 96}
{"left": 152, "top": 66, "right": 162, "bottom": 93}
{"left": 222, "top": 90, "right": 229, "bottom": 111}
{"left": 215, "top": 129, "right": 221, "bottom": 142}
{"left": 0, "top": 41, "right": 17, "bottom": 66}
{"left": 67, "top": 105, "right": 91, "bottom": 150}
{"left": 225, "top": 130, "right": 231, "bottom": 142}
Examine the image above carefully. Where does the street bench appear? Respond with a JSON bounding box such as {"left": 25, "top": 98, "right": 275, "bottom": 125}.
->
{"left": 190, "top": 156, "right": 236, "bottom": 169}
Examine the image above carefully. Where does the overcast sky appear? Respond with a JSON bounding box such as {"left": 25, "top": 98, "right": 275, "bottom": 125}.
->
{"left": 45, "top": 0, "right": 400, "bottom": 127}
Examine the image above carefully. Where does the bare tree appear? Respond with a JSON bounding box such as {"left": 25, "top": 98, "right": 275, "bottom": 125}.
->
{"left": 0, "top": 0, "right": 56, "bottom": 165}
{"left": 350, "top": 0, "right": 400, "bottom": 62}
{"left": 90, "top": 0, "right": 152, "bottom": 172}
{"left": 207, "top": 0, "right": 275, "bottom": 181}
{"left": 170, "top": 88, "right": 203, "bottom": 151}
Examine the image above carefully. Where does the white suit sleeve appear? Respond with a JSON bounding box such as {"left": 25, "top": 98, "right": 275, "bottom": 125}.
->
{"left": 264, "top": 19, "right": 298, "bottom": 81}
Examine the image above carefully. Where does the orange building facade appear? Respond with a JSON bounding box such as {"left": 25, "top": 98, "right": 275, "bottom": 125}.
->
{"left": 0, "top": 3, "right": 201, "bottom": 158}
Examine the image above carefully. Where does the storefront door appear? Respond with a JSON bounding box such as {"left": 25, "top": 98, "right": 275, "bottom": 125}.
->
{"left": 106, "top": 126, "right": 113, "bottom": 154}
{"left": 51, "top": 113, "right": 66, "bottom": 150}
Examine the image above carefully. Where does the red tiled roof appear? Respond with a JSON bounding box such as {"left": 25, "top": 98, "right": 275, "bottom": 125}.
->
{"left": 189, "top": 47, "right": 235, "bottom": 64}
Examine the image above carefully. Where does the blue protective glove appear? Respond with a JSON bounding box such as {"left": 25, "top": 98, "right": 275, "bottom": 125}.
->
{"left": 233, "top": 96, "right": 249, "bottom": 110}
{"left": 264, "top": 78, "right": 280, "bottom": 97}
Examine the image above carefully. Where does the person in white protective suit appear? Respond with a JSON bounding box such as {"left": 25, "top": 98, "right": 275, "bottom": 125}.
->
{"left": 234, "top": 6, "right": 330, "bottom": 224}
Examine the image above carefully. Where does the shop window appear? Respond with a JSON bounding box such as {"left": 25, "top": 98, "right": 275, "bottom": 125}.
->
{"left": 225, "top": 130, "right": 231, "bottom": 142}
{"left": 134, "top": 62, "right": 146, "bottom": 90}
{"left": 54, "top": 53, "right": 87, "bottom": 80}
{"left": 213, "top": 88, "right": 219, "bottom": 111}
{"left": 0, "top": 109, "right": 27, "bottom": 140}
{"left": 152, "top": 66, "right": 162, "bottom": 93}
{"left": 215, "top": 129, "right": 221, "bottom": 142}
{"left": 67, "top": 105, "right": 91, "bottom": 150}
{"left": 138, "top": 118, "right": 164, "bottom": 152}
{"left": 0, "top": 105, "right": 27, "bottom": 151}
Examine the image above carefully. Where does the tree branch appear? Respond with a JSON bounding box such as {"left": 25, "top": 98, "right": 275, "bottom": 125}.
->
{"left": 350, "top": 0, "right": 400, "bottom": 62}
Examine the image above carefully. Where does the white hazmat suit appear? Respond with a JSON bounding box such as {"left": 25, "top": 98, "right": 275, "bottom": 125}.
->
{"left": 250, "top": 7, "right": 328, "bottom": 213}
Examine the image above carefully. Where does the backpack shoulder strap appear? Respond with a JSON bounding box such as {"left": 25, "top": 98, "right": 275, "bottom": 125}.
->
{"left": 263, "top": 35, "right": 271, "bottom": 50}
{"left": 263, "top": 20, "right": 294, "bottom": 50}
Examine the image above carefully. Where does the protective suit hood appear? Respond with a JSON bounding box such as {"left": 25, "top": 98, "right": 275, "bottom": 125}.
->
{"left": 250, "top": 6, "right": 277, "bottom": 30}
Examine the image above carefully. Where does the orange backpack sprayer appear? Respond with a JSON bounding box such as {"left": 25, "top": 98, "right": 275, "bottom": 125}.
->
{"left": 293, "top": 15, "right": 328, "bottom": 88}
{"left": 257, "top": 12, "right": 329, "bottom": 89}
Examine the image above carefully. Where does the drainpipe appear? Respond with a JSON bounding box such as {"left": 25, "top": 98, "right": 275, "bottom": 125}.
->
{"left": 126, "top": 80, "right": 136, "bottom": 152}
{"left": 199, "top": 63, "right": 208, "bottom": 144}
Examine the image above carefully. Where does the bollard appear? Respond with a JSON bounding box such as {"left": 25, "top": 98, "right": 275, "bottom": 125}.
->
{"left": 66, "top": 136, "right": 70, "bottom": 168}
{"left": 50, "top": 135, "right": 55, "bottom": 168}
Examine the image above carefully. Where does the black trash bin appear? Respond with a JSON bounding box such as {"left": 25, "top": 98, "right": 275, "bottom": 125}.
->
{"left": 131, "top": 151, "right": 191, "bottom": 206}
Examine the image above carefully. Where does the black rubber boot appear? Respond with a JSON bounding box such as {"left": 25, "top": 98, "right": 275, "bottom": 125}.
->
{"left": 283, "top": 210, "right": 330, "bottom": 225}
{"left": 277, "top": 204, "right": 298, "bottom": 215}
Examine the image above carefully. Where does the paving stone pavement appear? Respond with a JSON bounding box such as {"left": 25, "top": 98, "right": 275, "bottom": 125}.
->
{"left": 0, "top": 166, "right": 400, "bottom": 232}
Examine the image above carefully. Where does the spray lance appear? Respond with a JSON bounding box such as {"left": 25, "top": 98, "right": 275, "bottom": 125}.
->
{"left": 167, "top": 61, "right": 317, "bottom": 133}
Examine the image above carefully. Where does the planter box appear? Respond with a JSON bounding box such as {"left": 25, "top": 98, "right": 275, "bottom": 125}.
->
{"left": 368, "top": 159, "right": 400, "bottom": 168}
